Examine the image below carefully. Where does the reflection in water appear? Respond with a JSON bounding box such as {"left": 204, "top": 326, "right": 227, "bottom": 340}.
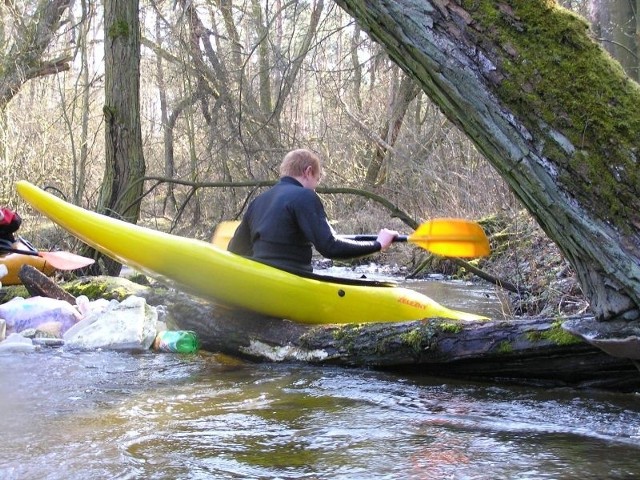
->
{"left": 1, "top": 349, "right": 639, "bottom": 479}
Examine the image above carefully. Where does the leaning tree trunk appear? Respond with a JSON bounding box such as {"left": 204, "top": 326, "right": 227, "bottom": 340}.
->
{"left": 0, "top": 0, "right": 72, "bottom": 199}
{"left": 334, "top": 0, "right": 640, "bottom": 323}
{"left": 365, "top": 71, "right": 420, "bottom": 186}
{"left": 87, "top": 0, "right": 145, "bottom": 276}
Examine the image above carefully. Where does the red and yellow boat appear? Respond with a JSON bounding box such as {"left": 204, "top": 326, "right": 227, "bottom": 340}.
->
{"left": 0, "top": 239, "right": 56, "bottom": 285}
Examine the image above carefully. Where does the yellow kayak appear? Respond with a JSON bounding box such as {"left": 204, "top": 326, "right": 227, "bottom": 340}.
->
{"left": 16, "top": 180, "right": 486, "bottom": 324}
{"left": 0, "top": 239, "right": 57, "bottom": 285}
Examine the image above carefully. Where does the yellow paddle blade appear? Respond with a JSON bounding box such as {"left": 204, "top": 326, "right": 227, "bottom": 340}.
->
{"left": 211, "top": 220, "right": 241, "bottom": 250}
{"left": 408, "top": 218, "right": 490, "bottom": 258}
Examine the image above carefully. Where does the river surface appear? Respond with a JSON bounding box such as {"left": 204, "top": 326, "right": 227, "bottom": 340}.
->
{"left": 1, "top": 276, "right": 639, "bottom": 479}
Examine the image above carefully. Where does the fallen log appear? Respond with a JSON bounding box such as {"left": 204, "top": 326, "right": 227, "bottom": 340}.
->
{"left": 19, "top": 264, "right": 77, "bottom": 304}
{"left": 52, "top": 275, "right": 640, "bottom": 391}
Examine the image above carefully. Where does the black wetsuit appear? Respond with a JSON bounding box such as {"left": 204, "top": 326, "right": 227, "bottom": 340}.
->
{"left": 228, "top": 176, "right": 381, "bottom": 272}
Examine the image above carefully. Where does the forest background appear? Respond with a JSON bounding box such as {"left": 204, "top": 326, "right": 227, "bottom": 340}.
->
{"left": 1, "top": 0, "right": 638, "bottom": 319}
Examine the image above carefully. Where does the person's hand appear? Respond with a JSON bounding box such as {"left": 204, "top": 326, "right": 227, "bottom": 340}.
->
{"left": 376, "top": 228, "right": 399, "bottom": 251}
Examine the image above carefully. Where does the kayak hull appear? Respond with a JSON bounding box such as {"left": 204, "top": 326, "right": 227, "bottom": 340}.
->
{"left": 0, "top": 241, "right": 56, "bottom": 285}
{"left": 16, "top": 181, "right": 486, "bottom": 324}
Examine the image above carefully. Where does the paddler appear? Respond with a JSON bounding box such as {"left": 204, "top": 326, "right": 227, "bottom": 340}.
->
{"left": 228, "top": 148, "right": 398, "bottom": 273}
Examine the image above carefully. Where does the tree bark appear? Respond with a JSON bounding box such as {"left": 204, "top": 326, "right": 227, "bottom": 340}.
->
{"left": 87, "top": 0, "right": 145, "bottom": 276}
{"left": 333, "top": 0, "right": 640, "bottom": 323}
{"left": 14, "top": 270, "right": 635, "bottom": 390}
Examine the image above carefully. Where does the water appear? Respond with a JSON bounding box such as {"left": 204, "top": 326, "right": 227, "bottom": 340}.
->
{"left": 1, "top": 277, "right": 638, "bottom": 479}
{"left": 1, "top": 351, "right": 639, "bottom": 479}
{"left": 407, "top": 278, "right": 507, "bottom": 319}
{"left": 318, "top": 264, "right": 508, "bottom": 318}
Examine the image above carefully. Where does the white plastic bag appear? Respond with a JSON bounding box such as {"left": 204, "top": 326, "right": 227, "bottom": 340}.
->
{"left": 0, "top": 296, "right": 82, "bottom": 336}
{"left": 75, "top": 295, "right": 111, "bottom": 317}
{"left": 63, "top": 295, "right": 158, "bottom": 351}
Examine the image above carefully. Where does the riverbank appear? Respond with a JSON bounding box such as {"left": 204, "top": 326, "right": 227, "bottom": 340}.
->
{"left": 478, "top": 211, "right": 590, "bottom": 318}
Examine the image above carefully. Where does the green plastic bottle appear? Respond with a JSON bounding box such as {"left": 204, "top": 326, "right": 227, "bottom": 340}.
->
{"left": 153, "top": 330, "right": 200, "bottom": 353}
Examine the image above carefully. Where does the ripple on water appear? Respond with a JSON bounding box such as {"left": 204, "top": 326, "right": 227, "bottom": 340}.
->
{"left": 1, "top": 341, "right": 640, "bottom": 479}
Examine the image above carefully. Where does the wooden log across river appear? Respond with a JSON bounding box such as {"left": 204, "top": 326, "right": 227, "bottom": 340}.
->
{"left": 15, "top": 268, "right": 640, "bottom": 392}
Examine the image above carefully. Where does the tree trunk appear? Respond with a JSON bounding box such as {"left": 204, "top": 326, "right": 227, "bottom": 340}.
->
{"left": 351, "top": 24, "right": 364, "bottom": 111}
{"left": 251, "top": 0, "right": 273, "bottom": 114}
{"left": 0, "top": 0, "right": 72, "bottom": 108}
{"left": 334, "top": 0, "right": 640, "bottom": 323}
{"left": 56, "top": 275, "right": 640, "bottom": 391}
{"left": 0, "top": 0, "right": 72, "bottom": 199}
{"left": 88, "top": 0, "right": 145, "bottom": 275}
{"left": 155, "top": 13, "right": 177, "bottom": 215}
{"left": 365, "top": 71, "right": 419, "bottom": 186}
{"left": 74, "top": 0, "right": 91, "bottom": 205}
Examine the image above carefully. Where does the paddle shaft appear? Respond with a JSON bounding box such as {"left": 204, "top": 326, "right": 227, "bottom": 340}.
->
{"left": 214, "top": 218, "right": 489, "bottom": 257}
{"left": 0, "top": 246, "right": 41, "bottom": 257}
{"left": 342, "top": 235, "right": 408, "bottom": 243}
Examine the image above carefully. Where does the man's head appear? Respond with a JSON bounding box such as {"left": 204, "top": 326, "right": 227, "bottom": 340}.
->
{"left": 280, "top": 149, "right": 323, "bottom": 190}
{"left": 280, "top": 148, "right": 322, "bottom": 178}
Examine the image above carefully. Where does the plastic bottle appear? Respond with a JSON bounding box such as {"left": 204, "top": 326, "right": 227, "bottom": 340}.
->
{"left": 153, "top": 330, "right": 200, "bottom": 353}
